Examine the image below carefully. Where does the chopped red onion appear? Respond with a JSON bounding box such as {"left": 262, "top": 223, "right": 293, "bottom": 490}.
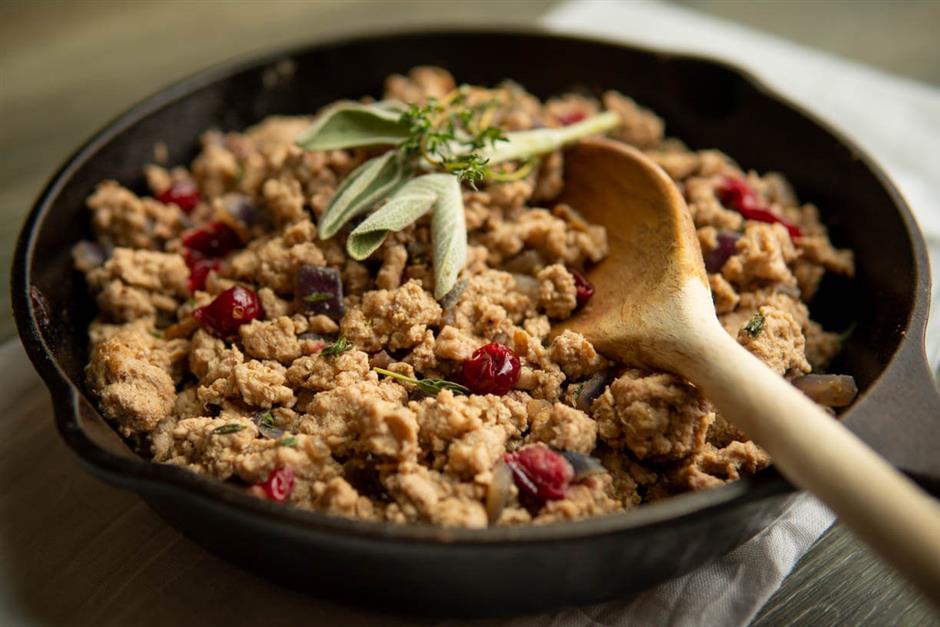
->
{"left": 223, "top": 193, "right": 258, "bottom": 226}
{"left": 511, "top": 274, "right": 540, "bottom": 300}
{"left": 792, "top": 374, "right": 858, "bottom": 408}
{"left": 253, "top": 411, "right": 286, "bottom": 440}
{"left": 485, "top": 460, "right": 514, "bottom": 524}
{"left": 560, "top": 451, "right": 607, "bottom": 481}
{"left": 295, "top": 265, "right": 344, "bottom": 320}
{"left": 439, "top": 278, "right": 468, "bottom": 310}
{"left": 573, "top": 369, "right": 611, "bottom": 411}
{"left": 704, "top": 231, "right": 741, "bottom": 274}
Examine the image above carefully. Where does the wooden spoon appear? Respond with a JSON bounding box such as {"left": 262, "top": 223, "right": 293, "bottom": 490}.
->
{"left": 554, "top": 137, "right": 940, "bottom": 599}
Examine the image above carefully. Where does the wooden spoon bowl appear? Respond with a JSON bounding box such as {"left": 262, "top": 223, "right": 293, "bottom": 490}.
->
{"left": 556, "top": 137, "right": 940, "bottom": 601}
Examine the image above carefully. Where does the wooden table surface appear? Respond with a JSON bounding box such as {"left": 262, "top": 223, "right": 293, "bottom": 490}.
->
{"left": 1, "top": 1, "right": 937, "bottom": 625}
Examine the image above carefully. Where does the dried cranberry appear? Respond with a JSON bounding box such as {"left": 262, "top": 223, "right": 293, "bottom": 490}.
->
{"left": 182, "top": 221, "right": 242, "bottom": 260}
{"left": 717, "top": 177, "right": 802, "bottom": 238}
{"left": 557, "top": 111, "right": 587, "bottom": 126}
{"left": 571, "top": 270, "right": 595, "bottom": 308}
{"left": 504, "top": 446, "right": 573, "bottom": 502}
{"left": 157, "top": 180, "right": 201, "bottom": 213}
{"left": 256, "top": 467, "right": 294, "bottom": 502}
{"left": 462, "top": 342, "right": 520, "bottom": 395}
{"left": 187, "top": 258, "right": 221, "bottom": 292}
{"left": 193, "top": 285, "right": 263, "bottom": 337}
{"left": 716, "top": 177, "right": 762, "bottom": 213}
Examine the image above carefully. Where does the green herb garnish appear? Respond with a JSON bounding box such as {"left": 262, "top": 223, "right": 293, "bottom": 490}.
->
{"left": 322, "top": 335, "right": 352, "bottom": 356}
{"left": 744, "top": 312, "right": 766, "bottom": 337}
{"left": 574, "top": 381, "right": 585, "bottom": 400}
{"left": 148, "top": 330, "right": 163, "bottom": 339}
{"left": 277, "top": 436, "right": 298, "bottom": 447}
{"left": 212, "top": 423, "right": 244, "bottom": 435}
{"left": 374, "top": 367, "right": 470, "bottom": 396}
{"left": 258, "top": 411, "right": 276, "bottom": 428}
{"left": 295, "top": 86, "right": 622, "bottom": 298}
{"left": 303, "top": 292, "right": 334, "bottom": 304}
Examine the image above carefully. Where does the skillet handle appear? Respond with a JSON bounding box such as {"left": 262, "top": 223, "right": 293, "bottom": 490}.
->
{"left": 843, "top": 342, "right": 940, "bottom": 496}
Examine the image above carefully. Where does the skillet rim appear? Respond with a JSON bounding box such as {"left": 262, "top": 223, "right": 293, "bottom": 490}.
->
{"left": 10, "top": 26, "right": 933, "bottom": 545}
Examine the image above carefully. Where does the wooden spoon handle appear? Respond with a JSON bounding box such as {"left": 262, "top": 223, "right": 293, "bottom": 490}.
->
{"left": 679, "top": 319, "right": 940, "bottom": 601}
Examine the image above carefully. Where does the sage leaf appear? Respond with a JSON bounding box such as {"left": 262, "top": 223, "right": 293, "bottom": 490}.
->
{"left": 317, "top": 151, "right": 408, "bottom": 238}
{"left": 345, "top": 173, "right": 444, "bottom": 260}
{"left": 295, "top": 100, "right": 410, "bottom": 151}
{"left": 429, "top": 174, "right": 466, "bottom": 299}
{"left": 480, "top": 111, "right": 621, "bottom": 165}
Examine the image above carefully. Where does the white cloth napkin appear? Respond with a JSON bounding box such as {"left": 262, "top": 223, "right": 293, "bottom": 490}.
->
{"left": 531, "top": 1, "right": 940, "bottom": 624}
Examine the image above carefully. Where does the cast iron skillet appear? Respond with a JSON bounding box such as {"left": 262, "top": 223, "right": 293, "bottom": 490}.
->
{"left": 11, "top": 30, "right": 940, "bottom": 616}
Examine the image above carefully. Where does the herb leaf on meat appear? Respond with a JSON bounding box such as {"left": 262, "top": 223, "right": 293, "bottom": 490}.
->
{"left": 212, "top": 423, "right": 244, "bottom": 435}
{"left": 322, "top": 335, "right": 352, "bottom": 356}
{"left": 744, "top": 312, "right": 766, "bottom": 337}
{"left": 374, "top": 367, "right": 470, "bottom": 396}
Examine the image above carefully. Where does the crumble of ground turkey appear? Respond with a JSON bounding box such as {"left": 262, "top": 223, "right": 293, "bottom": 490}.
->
{"left": 592, "top": 369, "right": 714, "bottom": 461}
{"left": 86, "top": 248, "right": 189, "bottom": 322}
{"left": 239, "top": 316, "right": 302, "bottom": 364}
{"left": 537, "top": 264, "right": 578, "bottom": 319}
{"left": 85, "top": 323, "right": 187, "bottom": 434}
{"left": 511, "top": 329, "right": 567, "bottom": 401}
{"left": 233, "top": 360, "right": 295, "bottom": 408}
{"left": 528, "top": 401, "right": 597, "bottom": 454}
{"left": 78, "top": 65, "right": 857, "bottom": 528}
{"left": 484, "top": 208, "right": 609, "bottom": 267}
{"left": 670, "top": 441, "right": 771, "bottom": 492}
{"left": 87, "top": 181, "right": 185, "bottom": 249}
{"left": 548, "top": 330, "right": 608, "bottom": 380}
{"left": 341, "top": 280, "right": 442, "bottom": 352}
{"left": 286, "top": 350, "right": 370, "bottom": 392}
{"left": 433, "top": 325, "right": 482, "bottom": 362}
{"left": 722, "top": 222, "right": 799, "bottom": 288}
{"left": 533, "top": 474, "right": 623, "bottom": 524}
{"left": 383, "top": 462, "right": 488, "bottom": 528}
{"left": 443, "top": 270, "right": 532, "bottom": 338}
{"left": 709, "top": 273, "right": 741, "bottom": 314}
{"left": 737, "top": 306, "right": 811, "bottom": 377}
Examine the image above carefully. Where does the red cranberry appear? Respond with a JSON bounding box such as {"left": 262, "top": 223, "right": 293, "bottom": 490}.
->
{"left": 716, "top": 177, "right": 802, "bottom": 238}
{"left": 256, "top": 467, "right": 294, "bottom": 502}
{"left": 571, "top": 270, "right": 595, "bottom": 308}
{"left": 157, "top": 180, "right": 201, "bottom": 213}
{"left": 504, "top": 446, "right": 573, "bottom": 502}
{"left": 716, "top": 177, "right": 762, "bottom": 213}
{"left": 193, "top": 285, "right": 263, "bottom": 337}
{"left": 557, "top": 111, "right": 587, "bottom": 126}
{"left": 182, "top": 221, "right": 242, "bottom": 260}
{"left": 462, "top": 342, "right": 521, "bottom": 395}
{"left": 187, "top": 258, "right": 221, "bottom": 292}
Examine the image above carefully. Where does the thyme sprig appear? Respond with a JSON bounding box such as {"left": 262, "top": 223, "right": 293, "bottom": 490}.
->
{"left": 374, "top": 367, "right": 470, "bottom": 396}
{"left": 322, "top": 335, "right": 352, "bottom": 356}
{"left": 296, "top": 82, "right": 623, "bottom": 299}
{"left": 398, "top": 92, "right": 509, "bottom": 188}
{"left": 212, "top": 423, "right": 244, "bottom": 435}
